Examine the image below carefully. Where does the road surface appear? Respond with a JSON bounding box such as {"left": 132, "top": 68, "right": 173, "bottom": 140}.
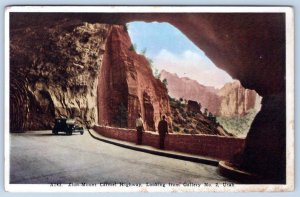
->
{"left": 10, "top": 130, "right": 232, "bottom": 184}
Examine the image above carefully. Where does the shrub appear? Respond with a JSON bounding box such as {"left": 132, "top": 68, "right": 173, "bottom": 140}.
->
{"left": 173, "top": 125, "right": 180, "bottom": 132}
{"left": 123, "top": 24, "right": 128, "bottom": 32}
{"left": 129, "top": 43, "right": 137, "bottom": 52}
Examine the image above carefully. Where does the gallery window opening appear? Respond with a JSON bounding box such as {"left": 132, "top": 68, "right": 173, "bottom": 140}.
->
{"left": 126, "top": 21, "right": 261, "bottom": 137}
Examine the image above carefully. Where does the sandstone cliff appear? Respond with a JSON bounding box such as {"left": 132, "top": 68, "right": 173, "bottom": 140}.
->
{"left": 160, "top": 70, "right": 220, "bottom": 115}
{"left": 10, "top": 20, "right": 170, "bottom": 131}
{"left": 10, "top": 19, "right": 111, "bottom": 131}
{"left": 97, "top": 25, "right": 170, "bottom": 131}
{"left": 160, "top": 70, "right": 260, "bottom": 117}
{"left": 217, "top": 81, "right": 259, "bottom": 117}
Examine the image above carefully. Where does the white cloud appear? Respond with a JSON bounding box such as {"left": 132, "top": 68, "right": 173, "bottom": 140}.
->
{"left": 153, "top": 49, "right": 234, "bottom": 88}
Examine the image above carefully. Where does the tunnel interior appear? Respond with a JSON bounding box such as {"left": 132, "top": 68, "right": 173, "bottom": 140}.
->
{"left": 9, "top": 12, "right": 287, "bottom": 183}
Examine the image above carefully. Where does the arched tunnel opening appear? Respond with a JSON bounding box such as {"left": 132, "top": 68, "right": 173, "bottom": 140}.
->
{"left": 123, "top": 21, "right": 262, "bottom": 137}
{"left": 9, "top": 12, "right": 287, "bottom": 184}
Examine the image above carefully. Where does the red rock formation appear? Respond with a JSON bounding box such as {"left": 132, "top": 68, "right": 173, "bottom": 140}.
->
{"left": 161, "top": 70, "right": 259, "bottom": 117}
{"left": 97, "top": 25, "right": 170, "bottom": 131}
{"left": 10, "top": 18, "right": 170, "bottom": 132}
{"left": 218, "top": 81, "right": 259, "bottom": 117}
{"left": 160, "top": 70, "right": 220, "bottom": 115}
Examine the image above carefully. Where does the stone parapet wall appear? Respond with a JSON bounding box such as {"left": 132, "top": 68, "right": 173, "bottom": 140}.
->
{"left": 93, "top": 125, "right": 245, "bottom": 161}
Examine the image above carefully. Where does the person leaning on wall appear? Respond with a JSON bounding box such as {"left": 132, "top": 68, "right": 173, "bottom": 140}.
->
{"left": 158, "top": 115, "right": 168, "bottom": 149}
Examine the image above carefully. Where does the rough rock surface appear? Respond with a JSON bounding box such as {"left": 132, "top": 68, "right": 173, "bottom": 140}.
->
{"left": 97, "top": 25, "right": 170, "bottom": 131}
{"left": 218, "top": 81, "right": 259, "bottom": 117}
{"left": 10, "top": 19, "right": 111, "bottom": 131}
{"left": 10, "top": 13, "right": 285, "bottom": 95}
{"left": 160, "top": 70, "right": 220, "bottom": 115}
{"left": 161, "top": 70, "right": 260, "bottom": 117}
{"left": 10, "top": 19, "right": 170, "bottom": 132}
{"left": 170, "top": 98, "right": 232, "bottom": 136}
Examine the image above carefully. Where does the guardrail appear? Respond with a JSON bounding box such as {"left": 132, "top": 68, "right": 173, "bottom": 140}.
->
{"left": 93, "top": 125, "right": 245, "bottom": 161}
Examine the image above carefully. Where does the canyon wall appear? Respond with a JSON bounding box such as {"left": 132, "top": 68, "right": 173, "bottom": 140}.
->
{"left": 160, "top": 70, "right": 260, "bottom": 117}
{"left": 160, "top": 70, "right": 220, "bottom": 115}
{"left": 97, "top": 25, "right": 170, "bottom": 131}
{"left": 218, "top": 81, "right": 260, "bottom": 117}
{"left": 10, "top": 18, "right": 170, "bottom": 132}
{"left": 10, "top": 19, "right": 111, "bottom": 131}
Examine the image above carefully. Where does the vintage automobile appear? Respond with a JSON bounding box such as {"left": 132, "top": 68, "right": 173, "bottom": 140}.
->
{"left": 52, "top": 117, "right": 84, "bottom": 135}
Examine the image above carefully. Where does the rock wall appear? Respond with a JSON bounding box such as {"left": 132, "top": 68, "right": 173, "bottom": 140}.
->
{"left": 218, "top": 81, "right": 259, "bottom": 117}
{"left": 10, "top": 13, "right": 286, "bottom": 95}
{"left": 160, "top": 70, "right": 220, "bottom": 115}
{"left": 97, "top": 25, "right": 170, "bottom": 130}
{"left": 161, "top": 70, "right": 259, "bottom": 117}
{"left": 10, "top": 19, "right": 111, "bottom": 131}
{"left": 10, "top": 20, "right": 170, "bottom": 132}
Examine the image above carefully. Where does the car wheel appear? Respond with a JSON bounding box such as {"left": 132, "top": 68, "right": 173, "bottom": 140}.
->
{"left": 80, "top": 131, "right": 84, "bottom": 135}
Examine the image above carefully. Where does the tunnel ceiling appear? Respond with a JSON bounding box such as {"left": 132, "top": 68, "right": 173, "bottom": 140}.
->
{"left": 10, "top": 12, "right": 286, "bottom": 96}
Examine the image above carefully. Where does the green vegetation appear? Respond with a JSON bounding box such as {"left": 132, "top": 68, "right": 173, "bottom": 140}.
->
{"left": 204, "top": 108, "right": 208, "bottom": 116}
{"left": 129, "top": 43, "right": 137, "bottom": 52}
{"left": 141, "top": 48, "right": 147, "bottom": 55}
{"left": 169, "top": 96, "right": 234, "bottom": 136}
{"left": 173, "top": 125, "right": 180, "bottom": 132}
{"left": 162, "top": 78, "right": 168, "bottom": 88}
{"left": 123, "top": 24, "right": 129, "bottom": 32}
{"left": 153, "top": 67, "right": 161, "bottom": 79}
{"left": 216, "top": 109, "right": 259, "bottom": 137}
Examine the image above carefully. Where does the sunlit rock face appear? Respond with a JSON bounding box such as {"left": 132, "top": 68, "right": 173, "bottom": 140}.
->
{"left": 160, "top": 70, "right": 260, "bottom": 117}
{"left": 160, "top": 70, "right": 220, "bottom": 115}
{"left": 97, "top": 25, "right": 170, "bottom": 130}
{"left": 10, "top": 19, "right": 111, "bottom": 131}
{"left": 217, "top": 81, "right": 259, "bottom": 117}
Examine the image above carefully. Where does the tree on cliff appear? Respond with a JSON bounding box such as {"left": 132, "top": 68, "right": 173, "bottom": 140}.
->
{"left": 141, "top": 48, "right": 147, "bottom": 55}
{"left": 162, "top": 78, "right": 168, "bottom": 87}
{"left": 162, "top": 78, "right": 168, "bottom": 92}
{"left": 204, "top": 108, "right": 208, "bottom": 116}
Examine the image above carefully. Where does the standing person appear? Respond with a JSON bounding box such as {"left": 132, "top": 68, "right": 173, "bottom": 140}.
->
{"left": 158, "top": 115, "right": 168, "bottom": 149}
{"left": 135, "top": 113, "right": 144, "bottom": 145}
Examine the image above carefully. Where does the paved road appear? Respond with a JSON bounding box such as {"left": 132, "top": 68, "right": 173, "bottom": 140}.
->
{"left": 10, "top": 130, "right": 232, "bottom": 184}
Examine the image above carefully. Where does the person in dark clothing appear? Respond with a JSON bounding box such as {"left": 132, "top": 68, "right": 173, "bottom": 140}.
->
{"left": 135, "top": 113, "right": 144, "bottom": 145}
{"left": 158, "top": 115, "right": 168, "bottom": 149}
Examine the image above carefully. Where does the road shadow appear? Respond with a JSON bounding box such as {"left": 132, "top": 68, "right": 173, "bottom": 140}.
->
{"left": 18, "top": 132, "right": 83, "bottom": 137}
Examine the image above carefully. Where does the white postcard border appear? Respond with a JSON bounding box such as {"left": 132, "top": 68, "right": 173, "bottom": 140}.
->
{"left": 4, "top": 5, "right": 294, "bottom": 192}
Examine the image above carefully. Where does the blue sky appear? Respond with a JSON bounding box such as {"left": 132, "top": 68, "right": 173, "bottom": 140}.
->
{"left": 127, "top": 22, "right": 233, "bottom": 88}
{"left": 128, "top": 22, "right": 205, "bottom": 59}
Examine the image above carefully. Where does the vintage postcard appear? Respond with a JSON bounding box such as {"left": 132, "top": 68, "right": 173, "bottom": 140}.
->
{"left": 4, "top": 6, "right": 294, "bottom": 192}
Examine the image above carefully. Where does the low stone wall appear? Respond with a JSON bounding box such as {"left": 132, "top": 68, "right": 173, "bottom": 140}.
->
{"left": 93, "top": 125, "right": 245, "bottom": 161}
